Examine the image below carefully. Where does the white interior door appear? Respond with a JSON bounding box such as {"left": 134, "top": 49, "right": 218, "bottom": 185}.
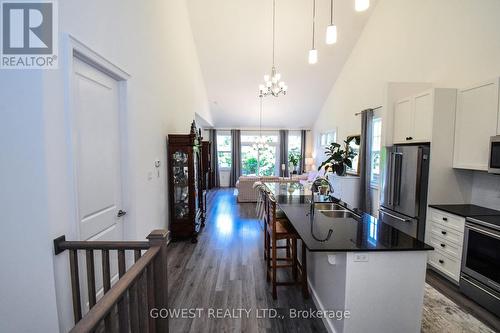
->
{"left": 73, "top": 57, "right": 125, "bottom": 243}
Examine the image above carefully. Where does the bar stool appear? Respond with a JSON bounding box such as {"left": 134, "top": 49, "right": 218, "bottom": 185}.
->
{"left": 264, "top": 193, "right": 309, "bottom": 299}
{"left": 254, "top": 182, "right": 266, "bottom": 224}
{"left": 260, "top": 187, "right": 288, "bottom": 260}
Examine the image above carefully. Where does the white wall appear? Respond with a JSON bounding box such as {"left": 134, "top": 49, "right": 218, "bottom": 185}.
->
{"left": 0, "top": 72, "right": 60, "bottom": 333}
{"left": 1, "top": 0, "right": 211, "bottom": 331}
{"left": 313, "top": 0, "right": 500, "bottom": 207}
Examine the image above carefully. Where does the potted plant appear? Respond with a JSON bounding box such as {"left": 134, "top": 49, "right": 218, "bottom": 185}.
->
{"left": 288, "top": 150, "right": 301, "bottom": 174}
{"left": 318, "top": 137, "right": 357, "bottom": 176}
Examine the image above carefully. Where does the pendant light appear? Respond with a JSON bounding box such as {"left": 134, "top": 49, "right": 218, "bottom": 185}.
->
{"left": 252, "top": 96, "right": 269, "bottom": 151}
{"left": 355, "top": 0, "right": 369, "bottom": 12}
{"left": 326, "top": 0, "right": 337, "bottom": 45}
{"left": 259, "top": 0, "right": 287, "bottom": 97}
{"left": 308, "top": 0, "right": 318, "bottom": 64}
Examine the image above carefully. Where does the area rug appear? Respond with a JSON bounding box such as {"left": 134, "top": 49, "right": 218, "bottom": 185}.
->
{"left": 422, "top": 284, "right": 495, "bottom": 333}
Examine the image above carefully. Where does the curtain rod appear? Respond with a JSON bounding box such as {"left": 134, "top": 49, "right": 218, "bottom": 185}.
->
{"left": 354, "top": 105, "right": 382, "bottom": 116}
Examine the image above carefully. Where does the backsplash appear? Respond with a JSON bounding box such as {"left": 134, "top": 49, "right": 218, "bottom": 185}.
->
{"left": 470, "top": 172, "right": 500, "bottom": 211}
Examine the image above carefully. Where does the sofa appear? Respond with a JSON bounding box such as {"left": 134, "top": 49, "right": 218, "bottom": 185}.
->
{"left": 235, "top": 174, "right": 307, "bottom": 202}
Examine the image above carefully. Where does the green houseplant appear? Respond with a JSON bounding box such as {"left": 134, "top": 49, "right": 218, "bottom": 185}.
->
{"left": 288, "top": 149, "right": 301, "bottom": 174}
{"left": 318, "top": 137, "right": 358, "bottom": 176}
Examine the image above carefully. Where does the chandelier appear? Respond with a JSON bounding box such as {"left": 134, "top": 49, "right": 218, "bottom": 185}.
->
{"left": 259, "top": 0, "right": 287, "bottom": 98}
{"left": 253, "top": 97, "right": 270, "bottom": 150}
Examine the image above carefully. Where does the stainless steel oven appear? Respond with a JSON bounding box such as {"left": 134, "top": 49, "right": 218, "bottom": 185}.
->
{"left": 489, "top": 135, "right": 500, "bottom": 174}
{"left": 460, "top": 216, "right": 500, "bottom": 317}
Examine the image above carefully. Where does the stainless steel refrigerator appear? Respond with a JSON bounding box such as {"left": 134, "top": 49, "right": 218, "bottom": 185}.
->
{"left": 379, "top": 145, "right": 430, "bottom": 241}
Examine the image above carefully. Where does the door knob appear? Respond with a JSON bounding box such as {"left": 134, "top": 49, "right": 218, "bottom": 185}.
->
{"left": 117, "top": 210, "right": 127, "bottom": 217}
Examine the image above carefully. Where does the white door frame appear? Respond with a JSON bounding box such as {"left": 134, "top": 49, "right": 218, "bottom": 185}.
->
{"left": 63, "top": 34, "right": 131, "bottom": 240}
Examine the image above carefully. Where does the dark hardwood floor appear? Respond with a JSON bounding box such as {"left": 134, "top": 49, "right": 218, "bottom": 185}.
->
{"left": 167, "top": 188, "right": 326, "bottom": 333}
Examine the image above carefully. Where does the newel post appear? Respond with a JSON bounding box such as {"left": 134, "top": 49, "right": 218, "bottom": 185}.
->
{"left": 147, "top": 229, "right": 169, "bottom": 333}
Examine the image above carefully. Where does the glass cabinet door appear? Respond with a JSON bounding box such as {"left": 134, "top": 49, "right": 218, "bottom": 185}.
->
{"left": 172, "top": 150, "right": 189, "bottom": 219}
{"left": 193, "top": 149, "right": 199, "bottom": 213}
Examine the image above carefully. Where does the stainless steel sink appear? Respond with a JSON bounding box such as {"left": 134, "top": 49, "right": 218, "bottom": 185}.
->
{"left": 313, "top": 203, "right": 345, "bottom": 211}
{"left": 319, "top": 210, "right": 356, "bottom": 219}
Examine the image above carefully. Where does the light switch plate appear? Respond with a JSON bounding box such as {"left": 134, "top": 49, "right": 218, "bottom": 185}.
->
{"left": 353, "top": 253, "right": 368, "bottom": 262}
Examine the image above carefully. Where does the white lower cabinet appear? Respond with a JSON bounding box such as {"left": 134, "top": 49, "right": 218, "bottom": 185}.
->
{"left": 426, "top": 208, "right": 465, "bottom": 284}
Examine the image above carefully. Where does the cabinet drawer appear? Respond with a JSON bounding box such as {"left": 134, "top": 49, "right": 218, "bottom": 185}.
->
{"left": 428, "top": 249, "right": 461, "bottom": 283}
{"left": 428, "top": 222, "right": 464, "bottom": 245}
{"left": 428, "top": 233, "right": 463, "bottom": 260}
{"left": 429, "top": 208, "right": 465, "bottom": 233}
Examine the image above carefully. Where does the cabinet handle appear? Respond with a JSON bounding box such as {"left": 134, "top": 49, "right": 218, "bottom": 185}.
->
{"left": 438, "top": 259, "right": 444, "bottom": 264}
{"left": 440, "top": 243, "right": 446, "bottom": 248}
{"left": 442, "top": 217, "right": 448, "bottom": 221}
{"left": 441, "top": 231, "right": 447, "bottom": 235}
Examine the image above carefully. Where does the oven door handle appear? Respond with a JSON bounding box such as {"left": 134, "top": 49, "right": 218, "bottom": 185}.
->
{"left": 466, "top": 224, "right": 500, "bottom": 240}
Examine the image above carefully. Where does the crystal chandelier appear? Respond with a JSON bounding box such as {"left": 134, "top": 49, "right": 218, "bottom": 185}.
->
{"left": 253, "top": 97, "right": 269, "bottom": 150}
{"left": 259, "top": 0, "right": 287, "bottom": 98}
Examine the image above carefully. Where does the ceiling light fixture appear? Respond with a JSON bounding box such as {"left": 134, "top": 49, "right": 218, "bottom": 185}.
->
{"left": 253, "top": 97, "right": 270, "bottom": 150}
{"left": 308, "top": 0, "right": 318, "bottom": 64}
{"left": 259, "top": 0, "right": 287, "bottom": 98}
{"left": 355, "top": 0, "right": 369, "bottom": 12}
{"left": 326, "top": 0, "right": 337, "bottom": 45}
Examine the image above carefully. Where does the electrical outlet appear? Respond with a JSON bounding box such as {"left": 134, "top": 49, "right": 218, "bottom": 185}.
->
{"left": 353, "top": 253, "right": 368, "bottom": 262}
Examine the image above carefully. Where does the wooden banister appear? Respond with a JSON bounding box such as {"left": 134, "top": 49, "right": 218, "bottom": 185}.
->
{"left": 54, "top": 230, "right": 169, "bottom": 333}
{"left": 53, "top": 236, "right": 150, "bottom": 254}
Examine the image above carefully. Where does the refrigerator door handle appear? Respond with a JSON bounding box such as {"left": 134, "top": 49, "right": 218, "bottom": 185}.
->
{"left": 393, "top": 152, "right": 403, "bottom": 206}
{"left": 380, "top": 208, "right": 412, "bottom": 222}
{"left": 388, "top": 152, "right": 395, "bottom": 206}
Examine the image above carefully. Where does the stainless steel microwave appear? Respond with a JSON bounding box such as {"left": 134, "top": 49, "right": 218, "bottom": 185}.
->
{"left": 489, "top": 135, "right": 500, "bottom": 174}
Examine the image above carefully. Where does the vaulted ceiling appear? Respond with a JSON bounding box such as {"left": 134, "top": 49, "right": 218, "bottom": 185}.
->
{"left": 187, "top": 0, "right": 377, "bottom": 129}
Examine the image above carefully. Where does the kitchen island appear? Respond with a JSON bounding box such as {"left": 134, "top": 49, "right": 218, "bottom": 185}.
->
{"left": 265, "top": 182, "right": 433, "bottom": 333}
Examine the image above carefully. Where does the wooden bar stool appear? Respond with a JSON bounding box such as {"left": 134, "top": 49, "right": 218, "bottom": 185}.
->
{"left": 264, "top": 193, "right": 306, "bottom": 299}
{"left": 261, "top": 187, "right": 290, "bottom": 260}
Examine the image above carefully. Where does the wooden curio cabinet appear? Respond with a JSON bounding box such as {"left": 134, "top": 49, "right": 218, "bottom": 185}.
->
{"left": 167, "top": 123, "right": 203, "bottom": 243}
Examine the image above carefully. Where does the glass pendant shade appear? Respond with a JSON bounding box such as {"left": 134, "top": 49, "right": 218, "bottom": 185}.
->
{"left": 355, "top": 0, "right": 369, "bottom": 12}
{"left": 308, "top": 49, "right": 318, "bottom": 64}
{"left": 326, "top": 24, "right": 337, "bottom": 44}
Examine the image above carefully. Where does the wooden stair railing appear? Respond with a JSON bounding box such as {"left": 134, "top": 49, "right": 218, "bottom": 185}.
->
{"left": 54, "top": 230, "right": 169, "bottom": 333}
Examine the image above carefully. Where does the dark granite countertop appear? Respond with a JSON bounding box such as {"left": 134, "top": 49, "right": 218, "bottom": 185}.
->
{"left": 265, "top": 182, "right": 433, "bottom": 252}
{"left": 428, "top": 204, "right": 500, "bottom": 217}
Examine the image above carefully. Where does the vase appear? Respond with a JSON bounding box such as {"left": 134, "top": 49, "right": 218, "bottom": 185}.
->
{"left": 334, "top": 164, "right": 347, "bottom": 176}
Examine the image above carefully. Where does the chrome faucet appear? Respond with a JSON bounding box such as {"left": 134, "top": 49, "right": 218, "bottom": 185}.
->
{"left": 309, "top": 176, "right": 334, "bottom": 217}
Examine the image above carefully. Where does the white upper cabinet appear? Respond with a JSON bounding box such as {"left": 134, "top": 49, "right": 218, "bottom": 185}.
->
{"left": 393, "top": 97, "right": 413, "bottom": 143}
{"left": 393, "top": 89, "right": 434, "bottom": 144}
{"left": 413, "top": 90, "right": 434, "bottom": 142}
{"left": 453, "top": 78, "right": 500, "bottom": 171}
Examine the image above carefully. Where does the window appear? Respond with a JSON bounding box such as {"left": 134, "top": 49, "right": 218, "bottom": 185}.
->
{"left": 241, "top": 131, "right": 279, "bottom": 176}
{"left": 346, "top": 135, "right": 360, "bottom": 176}
{"left": 217, "top": 131, "right": 231, "bottom": 170}
{"left": 319, "top": 130, "right": 337, "bottom": 147}
{"left": 371, "top": 118, "right": 382, "bottom": 186}
{"left": 288, "top": 131, "right": 302, "bottom": 173}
